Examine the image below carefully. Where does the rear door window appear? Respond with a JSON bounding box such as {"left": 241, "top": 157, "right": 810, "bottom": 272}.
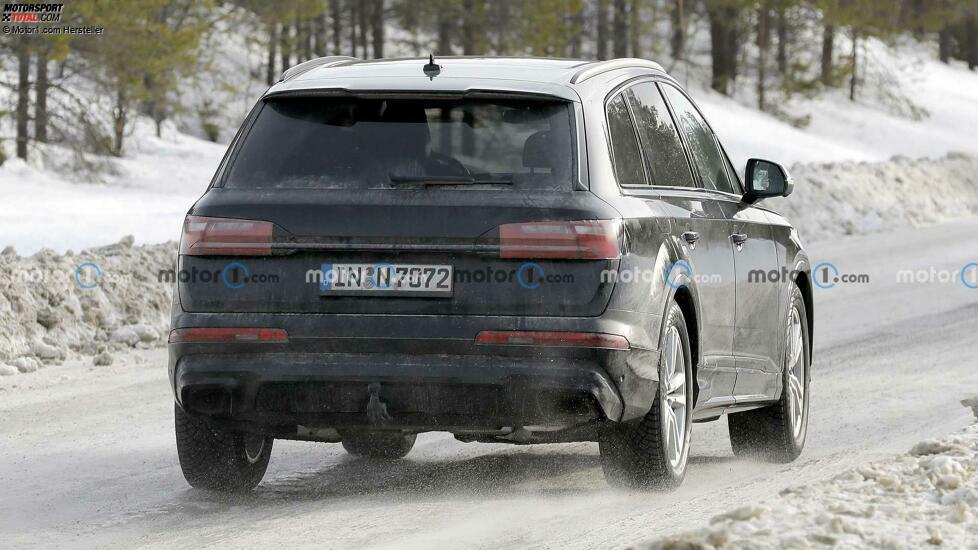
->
{"left": 224, "top": 97, "right": 575, "bottom": 191}
{"left": 660, "top": 84, "right": 739, "bottom": 195}
{"left": 605, "top": 93, "right": 648, "bottom": 187}
{"left": 625, "top": 83, "right": 695, "bottom": 188}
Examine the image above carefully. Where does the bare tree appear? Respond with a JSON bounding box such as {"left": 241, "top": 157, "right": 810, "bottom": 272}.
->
{"left": 967, "top": 9, "right": 977, "bottom": 70}
{"left": 35, "top": 47, "right": 49, "bottom": 143}
{"left": 671, "top": 0, "right": 686, "bottom": 61}
{"left": 776, "top": 4, "right": 788, "bottom": 73}
{"left": 371, "top": 0, "right": 385, "bottom": 58}
{"left": 596, "top": 0, "right": 610, "bottom": 60}
{"left": 266, "top": 21, "right": 278, "bottom": 84}
{"left": 613, "top": 0, "right": 628, "bottom": 57}
{"left": 849, "top": 28, "right": 859, "bottom": 100}
{"left": 16, "top": 43, "right": 30, "bottom": 159}
{"left": 821, "top": 23, "right": 834, "bottom": 85}
{"left": 757, "top": 3, "right": 771, "bottom": 110}
{"left": 330, "top": 0, "right": 342, "bottom": 55}
{"left": 707, "top": 2, "right": 741, "bottom": 95}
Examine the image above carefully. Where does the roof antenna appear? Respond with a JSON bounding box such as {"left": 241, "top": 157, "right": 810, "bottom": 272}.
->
{"left": 423, "top": 53, "right": 441, "bottom": 80}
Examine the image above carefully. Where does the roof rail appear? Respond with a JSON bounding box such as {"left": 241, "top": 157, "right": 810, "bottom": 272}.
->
{"left": 280, "top": 56, "right": 359, "bottom": 82}
{"left": 570, "top": 58, "right": 665, "bottom": 84}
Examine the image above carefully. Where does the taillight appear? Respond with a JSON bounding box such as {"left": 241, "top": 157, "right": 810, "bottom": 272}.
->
{"left": 475, "top": 331, "right": 630, "bottom": 350}
{"left": 168, "top": 328, "right": 289, "bottom": 344}
{"left": 180, "top": 216, "right": 275, "bottom": 256}
{"left": 498, "top": 220, "right": 621, "bottom": 260}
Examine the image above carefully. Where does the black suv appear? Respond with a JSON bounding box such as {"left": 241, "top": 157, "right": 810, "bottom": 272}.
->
{"left": 170, "top": 56, "right": 813, "bottom": 491}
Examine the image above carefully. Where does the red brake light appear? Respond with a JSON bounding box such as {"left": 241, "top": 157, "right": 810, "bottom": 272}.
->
{"left": 499, "top": 220, "right": 621, "bottom": 260}
{"left": 168, "top": 328, "right": 288, "bottom": 344}
{"left": 475, "top": 331, "right": 630, "bottom": 350}
{"left": 180, "top": 216, "right": 274, "bottom": 256}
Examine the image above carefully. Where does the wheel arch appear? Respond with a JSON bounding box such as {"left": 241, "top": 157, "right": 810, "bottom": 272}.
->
{"left": 670, "top": 285, "right": 700, "bottom": 408}
{"left": 794, "top": 269, "right": 814, "bottom": 363}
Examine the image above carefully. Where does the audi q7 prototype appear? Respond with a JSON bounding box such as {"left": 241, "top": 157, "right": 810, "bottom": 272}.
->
{"left": 169, "top": 56, "right": 813, "bottom": 491}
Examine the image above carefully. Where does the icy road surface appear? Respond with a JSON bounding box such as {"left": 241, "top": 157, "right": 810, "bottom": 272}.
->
{"left": 2, "top": 219, "right": 977, "bottom": 549}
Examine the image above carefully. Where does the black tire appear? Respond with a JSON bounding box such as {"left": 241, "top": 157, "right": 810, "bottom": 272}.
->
{"left": 174, "top": 404, "right": 273, "bottom": 492}
{"left": 728, "top": 283, "right": 810, "bottom": 462}
{"left": 599, "top": 302, "right": 694, "bottom": 489}
{"left": 341, "top": 431, "right": 417, "bottom": 459}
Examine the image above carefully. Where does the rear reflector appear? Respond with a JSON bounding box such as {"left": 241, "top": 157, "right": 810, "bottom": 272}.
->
{"left": 475, "top": 331, "right": 630, "bottom": 350}
{"left": 499, "top": 219, "right": 621, "bottom": 260}
{"left": 180, "top": 216, "right": 275, "bottom": 256}
{"left": 168, "top": 328, "right": 289, "bottom": 344}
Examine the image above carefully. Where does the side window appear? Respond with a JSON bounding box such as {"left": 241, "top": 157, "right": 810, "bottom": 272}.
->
{"left": 606, "top": 93, "right": 647, "bottom": 186}
{"left": 660, "top": 84, "right": 737, "bottom": 195}
{"left": 625, "top": 83, "right": 695, "bottom": 188}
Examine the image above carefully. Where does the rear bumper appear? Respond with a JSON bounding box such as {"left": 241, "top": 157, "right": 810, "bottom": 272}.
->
{"left": 174, "top": 352, "right": 624, "bottom": 435}
{"left": 168, "top": 309, "right": 664, "bottom": 431}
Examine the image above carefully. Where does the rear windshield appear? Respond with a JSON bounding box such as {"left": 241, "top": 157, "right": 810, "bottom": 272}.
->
{"left": 224, "top": 96, "right": 576, "bottom": 191}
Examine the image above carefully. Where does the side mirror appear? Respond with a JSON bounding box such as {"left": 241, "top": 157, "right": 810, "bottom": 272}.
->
{"left": 743, "top": 158, "right": 793, "bottom": 204}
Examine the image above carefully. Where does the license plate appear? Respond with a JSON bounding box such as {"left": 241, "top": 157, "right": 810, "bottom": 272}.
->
{"left": 319, "top": 263, "right": 453, "bottom": 297}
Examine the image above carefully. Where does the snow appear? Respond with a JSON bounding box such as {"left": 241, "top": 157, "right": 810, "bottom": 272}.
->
{"left": 677, "top": 37, "right": 978, "bottom": 169}
{"left": 637, "top": 420, "right": 978, "bottom": 549}
{"left": 0, "top": 238, "right": 174, "bottom": 368}
{"left": 0, "top": 120, "right": 224, "bottom": 255}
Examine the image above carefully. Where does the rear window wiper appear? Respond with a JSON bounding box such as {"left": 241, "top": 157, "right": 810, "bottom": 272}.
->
{"left": 388, "top": 175, "right": 515, "bottom": 186}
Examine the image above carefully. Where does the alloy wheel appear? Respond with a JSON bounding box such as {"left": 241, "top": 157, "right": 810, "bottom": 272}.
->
{"left": 662, "top": 325, "right": 690, "bottom": 471}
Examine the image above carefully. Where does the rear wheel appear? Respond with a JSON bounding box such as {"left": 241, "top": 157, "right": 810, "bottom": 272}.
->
{"left": 174, "top": 404, "right": 272, "bottom": 492}
{"left": 342, "top": 431, "right": 417, "bottom": 459}
{"left": 728, "top": 284, "right": 810, "bottom": 462}
{"left": 599, "top": 302, "right": 693, "bottom": 489}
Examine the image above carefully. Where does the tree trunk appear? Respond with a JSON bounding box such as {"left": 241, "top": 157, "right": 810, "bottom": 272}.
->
{"left": 357, "top": 0, "right": 368, "bottom": 57}
{"left": 612, "top": 0, "right": 628, "bottom": 58}
{"left": 776, "top": 6, "right": 788, "bottom": 74}
{"left": 569, "top": 1, "right": 584, "bottom": 58}
{"left": 966, "top": 12, "right": 977, "bottom": 70}
{"left": 494, "top": 0, "right": 510, "bottom": 54}
{"left": 757, "top": 4, "right": 770, "bottom": 111}
{"left": 461, "top": 0, "right": 477, "bottom": 54}
{"left": 670, "top": 0, "right": 685, "bottom": 61}
{"left": 596, "top": 0, "right": 609, "bottom": 60}
{"left": 938, "top": 27, "right": 951, "bottom": 64}
{"left": 820, "top": 23, "right": 834, "bottom": 85}
{"left": 330, "top": 0, "right": 342, "bottom": 55}
{"left": 708, "top": 3, "right": 739, "bottom": 95}
{"left": 296, "top": 6, "right": 310, "bottom": 62}
{"left": 849, "top": 30, "right": 859, "bottom": 101}
{"left": 348, "top": 1, "right": 358, "bottom": 56}
{"left": 629, "top": 0, "right": 641, "bottom": 58}
{"left": 35, "top": 47, "right": 49, "bottom": 144}
{"left": 314, "top": 7, "right": 326, "bottom": 56}
{"left": 16, "top": 43, "right": 30, "bottom": 160}
{"left": 911, "top": 0, "right": 925, "bottom": 39}
{"left": 266, "top": 21, "right": 278, "bottom": 85}
{"left": 280, "top": 21, "right": 292, "bottom": 71}
{"left": 436, "top": 4, "right": 453, "bottom": 55}
{"left": 113, "top": 88, "right": 127, "bottom": 157}
{"left": 371, "top": 0, "right": 384, "bottom": 58}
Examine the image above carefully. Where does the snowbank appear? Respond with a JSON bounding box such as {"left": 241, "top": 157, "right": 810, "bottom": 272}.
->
{"left": 0, "top": 238, "right": 175, "bottom": 374}
{"left": 0, "top": 120, "right": 225, "bottom": 256}
{"left": 637, "top": 416, "right": 978, "bottom": 549}
{"left": 775, "top": 153, "right": 978, "bottom": 243}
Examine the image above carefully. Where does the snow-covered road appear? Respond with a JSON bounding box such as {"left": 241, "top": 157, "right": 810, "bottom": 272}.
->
{"left": 2, "top": 219, "right": 977, "bottom": 549}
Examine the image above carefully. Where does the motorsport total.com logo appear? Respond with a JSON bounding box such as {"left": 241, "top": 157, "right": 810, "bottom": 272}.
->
{"left": 2, "top": 3, "right": 63, "bottom": 23}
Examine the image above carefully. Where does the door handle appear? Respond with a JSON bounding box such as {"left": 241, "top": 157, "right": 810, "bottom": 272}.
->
{"left": 731, "top": 233, "right": 748, "bottom": 248}
{"left": 682, "top": 231, "right": 701, "bottom": 248}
